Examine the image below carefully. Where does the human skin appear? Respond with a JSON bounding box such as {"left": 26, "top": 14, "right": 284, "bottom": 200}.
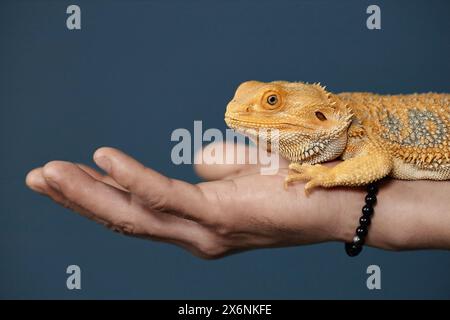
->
{"left": 25, "top": 143, "right": 450, "bottom": 259}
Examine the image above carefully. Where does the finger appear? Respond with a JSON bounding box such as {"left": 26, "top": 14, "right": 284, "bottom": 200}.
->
{"left": 93, "top": 147, "right": 213, "bottom": 223}
{"left": 41, "top": 160, "right": 157, "bottom": 233}
{"left": 26, "top": 167, "right": 48, "bottom": 194}
{"left": 194, "top": 141, "right": 290, "bottom": 180}
{"left": 27, "top": 165, "right": 220, "bottom": 255}
{"left": 26, "top": 167, "right": 109, "bottom": 224}
{"left": 76, "top": 163, "right": 127, "bottom": 191}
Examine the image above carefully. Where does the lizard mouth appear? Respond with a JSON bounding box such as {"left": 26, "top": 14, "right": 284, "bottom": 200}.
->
{"left": 224, "top": 115, "right": 315, "bottom": 131}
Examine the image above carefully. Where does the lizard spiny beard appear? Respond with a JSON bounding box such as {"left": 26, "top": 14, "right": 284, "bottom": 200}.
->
{"left": 255, "top": 129, "right": 348, "bottom": 164}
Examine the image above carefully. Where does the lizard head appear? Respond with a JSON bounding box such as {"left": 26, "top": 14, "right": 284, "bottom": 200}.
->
{"left": 224, "top": 80, "right": 353, "bottom": 163}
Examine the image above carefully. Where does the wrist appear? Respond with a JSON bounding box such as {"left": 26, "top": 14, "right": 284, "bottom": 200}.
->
{"left": 334, "top": 181, "right": 407, "bottom": 251}
{"left": 336, "top": 180, "right": 450, "bottom": 251}
{"left": 334, "top": 187, "right": 367, "bottom": 244}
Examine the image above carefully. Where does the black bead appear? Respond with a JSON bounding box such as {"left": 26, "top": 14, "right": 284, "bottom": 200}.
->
{"left": 356, "top": 226, "right": 368, "bottom": 237}
{"left": 362, "top": 205, "right": 374, "bottom": 216}
{"left": 345, "top": 183, "right": 379, "bottom": 257}
{"left": 367, "top": 184, "right": 378, "bottom": 194}
{"left": 352, "top": 235, "right": 364, "bottom": 246}
{"left": 365, "top": 194, "right": 377, "bottom": 205}
{"left": 359, "top": 216, "right": 371, "bottom": 227}
{"left": 345, "top": 242, "right": 363, "bottom": 257}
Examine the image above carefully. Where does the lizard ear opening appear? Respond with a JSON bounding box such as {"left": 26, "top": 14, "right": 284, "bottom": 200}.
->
{"left": 315, "top": 111, "right": 327, "bottom": 121}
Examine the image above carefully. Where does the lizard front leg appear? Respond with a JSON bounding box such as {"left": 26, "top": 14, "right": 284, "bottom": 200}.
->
{"left": 285, "top": 145, "right": 393, "bottom": 194}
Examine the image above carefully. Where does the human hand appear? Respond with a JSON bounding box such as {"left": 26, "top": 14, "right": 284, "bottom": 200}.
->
{"left": 25, "top": 144, "right": 450, "bottom": 258}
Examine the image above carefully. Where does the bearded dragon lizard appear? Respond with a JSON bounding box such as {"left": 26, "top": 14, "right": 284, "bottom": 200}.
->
{"left": 224, "top": 81, "right": 450, "bottom": 194}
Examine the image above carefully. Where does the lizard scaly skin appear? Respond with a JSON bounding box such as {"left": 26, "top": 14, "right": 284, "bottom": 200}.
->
{"left": 224, "top": 81, "right": 450, "bottom": 194}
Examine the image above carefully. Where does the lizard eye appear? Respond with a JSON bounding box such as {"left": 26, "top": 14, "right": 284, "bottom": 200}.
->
{"left": 262, "top": 91, "right": 282, "bottom": 110}
{"left": 267, "top": 95, "right": 278, "bottom": 106}
{"left": 315, "top": 111, "right": 327, "bottom": 121}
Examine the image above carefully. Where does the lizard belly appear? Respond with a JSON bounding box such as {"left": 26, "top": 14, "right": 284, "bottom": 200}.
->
{"left": 390, "top": 158, "right": 450, "bottom": 180}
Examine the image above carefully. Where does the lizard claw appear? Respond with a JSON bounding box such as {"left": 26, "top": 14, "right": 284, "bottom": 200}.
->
{"left": 304, "top": 179, "right": 321, "bottom": 196}
{"left": 285, "top": 163, "right": 331, "bottom": 195}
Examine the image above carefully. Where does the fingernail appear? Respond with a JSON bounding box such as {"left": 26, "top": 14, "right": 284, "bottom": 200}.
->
{"left": 95, "top": 156, "right": 111, "bottom": 172}
{"left": 45, "top": 178, "right": 61, "bottom": 192}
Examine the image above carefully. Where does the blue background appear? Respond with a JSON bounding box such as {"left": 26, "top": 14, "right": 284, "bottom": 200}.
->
{"left": 1, "top": 0, "right": 449, "bottom": 299}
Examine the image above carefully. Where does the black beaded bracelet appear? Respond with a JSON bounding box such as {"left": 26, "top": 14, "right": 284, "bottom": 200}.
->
{"left": 345, "top": 183, "right": 378, "bottom": 257}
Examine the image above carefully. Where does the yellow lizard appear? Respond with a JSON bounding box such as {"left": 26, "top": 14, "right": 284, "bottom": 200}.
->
{"left": 224, "top": 81, "right": 450, "bottom": 194}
